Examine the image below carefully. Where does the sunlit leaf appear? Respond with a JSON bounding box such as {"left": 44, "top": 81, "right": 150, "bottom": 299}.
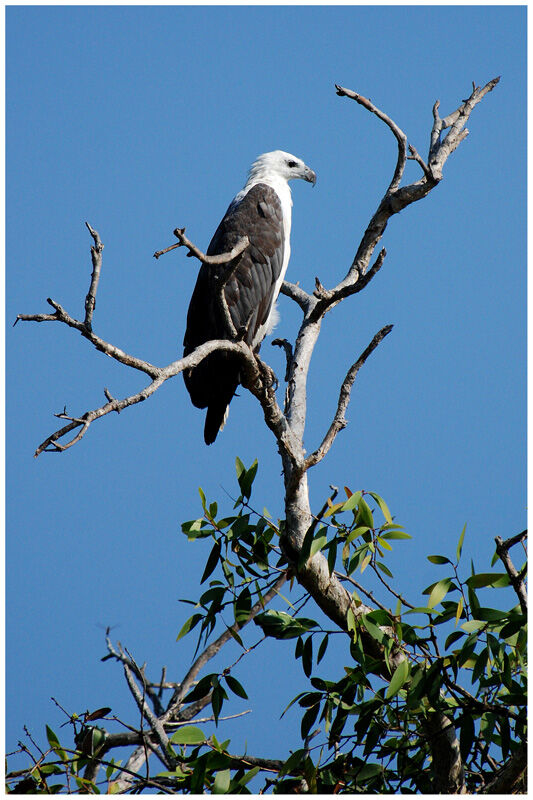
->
{"left": 466, "top": 573, "right": 510, "bottom": 589}
{"left": 341, "top": 491, "right": 363, "bottom": 512}
{"left": 360, "top": 615, "right": 385, "bottom": 644}
{"left": 358, "top": 497, "right": 374, "bottom": 528}
{"left": 386, "top": 659, "right": 409, "bottom": 698}
{"left": 368, "top": 491, "right": 393, "bottom": 524}
{"left": 456, "top": 523, "right": 467, "bottom": 562}
{"left": 170, "top": 726, "right": 206, "bottom": 745}
{"left": 213, "top": 768, "right": 231, "bottom": 794}
{"left": 360, "top": 554, "right": 372, "bottom": 573}
{"left": 427, "top": 578, "right": 453, "bottom": 608}
{"left": 455, "top": 596, "right": 464, "bottom": 626}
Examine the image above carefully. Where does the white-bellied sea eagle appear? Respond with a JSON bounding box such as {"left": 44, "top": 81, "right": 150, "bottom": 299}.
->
{"left": 183, "top": 150, "right": 316, "bottom": 444}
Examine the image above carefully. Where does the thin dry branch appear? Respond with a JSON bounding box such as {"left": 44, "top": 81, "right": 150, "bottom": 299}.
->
{"left": 31, "top": 339, "right": 255, "bottom": 457}
{"left": 112, "top": 572, "right": 289, "bottom": 791}
{"left": 304, "top": 324, "right": 393, "bottom": 470}
{"left": 335, "top": 85, "right": 408, "bottom": 193}
{"left": 122, "top": 658, "right": 176, "bottom": 770}
{"left": 163, "top": 572, "right": 288, "bottom": 722}
{"left": 154, "top": 226, "right": 249, "bottom": 265}
{"left": 84, "top": 223, "right": 103, "bottom": 331}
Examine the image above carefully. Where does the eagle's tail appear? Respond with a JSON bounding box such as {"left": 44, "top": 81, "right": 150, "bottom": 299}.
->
{"left": 204, "top": 402, "right": 230, "bottom": 445}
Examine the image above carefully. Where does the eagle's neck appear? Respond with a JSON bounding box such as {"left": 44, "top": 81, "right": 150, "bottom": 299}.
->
{"left": 241, "top": 172, "right": 293, "bottom": 239}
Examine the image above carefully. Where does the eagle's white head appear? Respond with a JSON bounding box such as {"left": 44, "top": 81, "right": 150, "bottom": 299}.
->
{"left": 247, "top": 150, "right": 316, "bottom": 187}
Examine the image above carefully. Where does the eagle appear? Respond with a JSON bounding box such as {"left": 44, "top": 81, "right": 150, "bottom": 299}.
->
{"left": 183, "top": 150, "right": 316, "bottom": 444}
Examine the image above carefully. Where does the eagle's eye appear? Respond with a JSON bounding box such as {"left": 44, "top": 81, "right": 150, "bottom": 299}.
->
{"left": 287, "top": 160, "right": 298, "bottom": 168}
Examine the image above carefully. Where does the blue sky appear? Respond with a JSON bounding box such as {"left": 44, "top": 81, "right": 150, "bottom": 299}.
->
{"left": 7, "top": 4, "right": 526, "bottom": 780}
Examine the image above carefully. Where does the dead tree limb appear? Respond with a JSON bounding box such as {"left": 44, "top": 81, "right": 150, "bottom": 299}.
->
{"left": 495, "top": 531, "right": 527, "bottom": 614}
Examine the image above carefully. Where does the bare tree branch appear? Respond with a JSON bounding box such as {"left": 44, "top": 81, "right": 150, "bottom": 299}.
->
{"left": 304, "top": 324, "right": 394, "bottom": 470}
{"left": 84, "top": 222, "right": 104, "bottom": 331}
{"left": 495, "top": 531, "right": 527, "bottom": 614}
{"left": 163, "top": 572, "right": 288, "bottom": 722}
{"left": 154, "top": 226, "right": 249, "bottom": 265}
{"left": 111, "top": 572, "right": 288, "bottom": 792}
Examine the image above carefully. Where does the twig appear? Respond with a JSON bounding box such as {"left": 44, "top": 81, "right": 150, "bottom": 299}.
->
{"left": 304, "top": 324, "right": 394, "bottom": 469}
{"left": 154, "top": 226, "right": 249, "bottom": 265}
{"left": 271, "top": 338, "right": 293, "bottom": 382}
{"left": 122, "top": 657, "right": 176, "bottom": 770}
{"left": 335, "top": 572, "right": 390, "bottom": 612}
{"left": 104, "top": 639, "right": 165, "bottom": 716}
{"left": 84, "top": 223, "right": 103, "bottom": 331}
{"left": 163, "top": 572, "right": 288, "bottom": 723}
{"left": 335, "top": 85, "right": 408, "bottom": 193}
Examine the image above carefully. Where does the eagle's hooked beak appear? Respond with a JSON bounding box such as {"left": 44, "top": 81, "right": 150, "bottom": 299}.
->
{"left": 305, "top": 166, "right": 317, "bottom": 186}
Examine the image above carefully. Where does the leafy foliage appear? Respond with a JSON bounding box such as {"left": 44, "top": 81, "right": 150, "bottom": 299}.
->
{"left": 6, "top": 463, "right": 526, "bottom": 793}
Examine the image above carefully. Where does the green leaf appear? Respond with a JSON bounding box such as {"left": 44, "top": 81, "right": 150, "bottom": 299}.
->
{"left": 236, "top": 457, "right": 258, "bottom": 499}
{"left": 456, "top": 523, "right": 467, "bottom": 562}
{"left": 376, "top": 536, "right": 392, "bottom": 551}
{"left": 376, "top": 561, "right": 393, "bottom": 578}
{"left": 461, "top": 620, "right": 486, "bottom": 632}
{"left": 183, "top": 673, "right": 217, "bottom": 702}
{"left": 317, "top": 634, "right": 329, "bottom": 664}
{"left": 455, "top": 596, "right": 464, "bottom": 626}
{"left": 347, "top": 607, "right": 357, "bottom": 638}
{"left": 239, "top": 766, "right": 260, "bottom": 787}
{"left": 213, "top": 769, "right": 231, "bottom": 794}
{"left": 198, "top": 486, "right": 207, "bottom": 510}
{"left": 46, "top": 725, "right": 60, "bottom": 748}
{"left": 360, "top": 554, "right": 372, "bottom": 573}
{"left": 211, "top": 685, "right": 225, "bottom": 724}
{"left": 460, "top": 713, "right": 475, "bottom": 760}
{"left": 368, "top": 491, "right": 393, "bottom": 524}
{"left": 427, "top": 578, "right": 453, "bottom": 608}
{"left": 302, "top": 636, "right": 313, "bottom": 678}
{"left": 301, "top": 703, "right": 320, "bottom": 739}
{"left": 280, "top": 749, "right": 306, "bottom": 777}
{"left": 39, "top": 764, "right": 63, "bottom": 776}
{"left": 224, "top": 674, "right": 248, "bottom": 699}
{"left": 360, "top": 615, "right": 386, "bottom": 644}
{"left": 445, "top": 629, "right": 465, "bottom": 649}
{"left": 380, "top": 527, "right": 411, "bottom": 540}
{"left": 427, "top": 555, "right": 452, "bottom": 565}
{"left": 358, "top": 497, "right": 374, "bottom": 528}
{"left": 254, "top": 610, "right": 317, "bottom": 639}
{"left": 500, "top": 616, "right": 526, "bottom": 639}
{"left": 386, "top": 659, "right": 409, "bottom": 698}
{"left": 170, "top": 726, "right": 206, "bottom": 745}
{"left": 201, "top": 541, "right": 221, "bottom": 584}
{"left": 235, "top": 456, "right": 246, "bottom": 483}
{"left": 341, "top": 491, "right": 362, "bottom": 512}
{"left": 356, "top": 763, "right": 383, "bottom": 782}
{"left": 234, "top": 586, "right": 252, "bottom": 624}
{"left": 298, "top": 526, "right": 328, "bottom": 569}
{"left": 324, "top": 501, "right": 345, "bottom": 518}
{"left": 466, "top": 572, "right": 510, "bottom": 588}
{"left": 474, "top": 607, "right": 509, "bottom": 621}
{"left": 176, "top": 613, "right": 203, "bottom": 641}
